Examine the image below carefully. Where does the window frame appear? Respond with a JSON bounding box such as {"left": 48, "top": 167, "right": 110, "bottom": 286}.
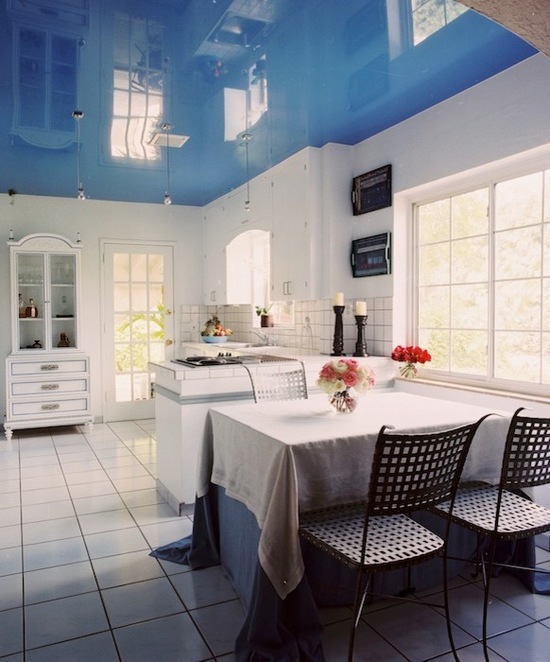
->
{"left": 410, "top": 150, "right": 550, "bottom": 399}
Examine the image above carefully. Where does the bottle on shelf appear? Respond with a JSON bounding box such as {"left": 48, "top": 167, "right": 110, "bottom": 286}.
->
{"left": 18, "top": 294, "right": 26, "bottom": 318}
{"left": 57, "top": 333, "right": 70, "bottom": 347}
{"left": 25, "top": 298, "right": 38, "bottom": 318}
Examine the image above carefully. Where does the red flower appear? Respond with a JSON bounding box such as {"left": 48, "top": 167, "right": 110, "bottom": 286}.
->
{"left": 391, "top": 345, "right": 432, "bottom": 364}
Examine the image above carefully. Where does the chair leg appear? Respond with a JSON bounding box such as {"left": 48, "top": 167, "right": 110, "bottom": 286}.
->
{"left": 443, "top": 548, "right": 460, "bottom": 662}
{"left": 349, "top": 569, "right": 371, "bottom": 662}
{"left": 470, "top": 533, "right": 485, "bottom": 581}
{"left": 481, "top": 535, "right": 498, "bottom": 662}
{"left": 479, "top": 534, "right": 491, "bottom": 590}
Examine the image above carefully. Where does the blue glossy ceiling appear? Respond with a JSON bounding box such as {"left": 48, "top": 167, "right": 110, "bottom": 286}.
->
{"left": 0, "top": 0, "right": 538, "bottom": 206}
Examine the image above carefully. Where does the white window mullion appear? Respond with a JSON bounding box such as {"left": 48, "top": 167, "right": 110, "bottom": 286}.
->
{"left": 487, "top": 183, "right": 496, "bottom": 381}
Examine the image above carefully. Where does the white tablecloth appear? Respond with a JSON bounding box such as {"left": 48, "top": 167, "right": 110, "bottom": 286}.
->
{"left": 199, "top": 391, "right": 512, "bottom": 599}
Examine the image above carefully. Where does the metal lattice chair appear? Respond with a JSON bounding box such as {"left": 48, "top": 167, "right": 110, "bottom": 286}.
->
{"left": 299, "top": 416, "right": 491, "bottom": 661}
{"left": 243, "top": 361, "right": 308, "bottom": 403}
{"left": 432, "top": 407, "right": 550, "bottom": 661}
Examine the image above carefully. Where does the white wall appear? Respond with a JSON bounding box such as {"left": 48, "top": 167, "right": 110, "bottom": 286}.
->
{"left": 340, "top": 52, "right": 550, "bottom": 304}
{"left": 0, "top": 196, "right": 203, "bottom": 422}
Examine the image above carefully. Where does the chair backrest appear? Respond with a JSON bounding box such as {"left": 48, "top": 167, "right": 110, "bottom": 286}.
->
{"left": 368, "top": 417, "right": 490, "bottom": 517}
{"left": 244, "top": 361, "right": 308, "bottom": 403}
{"left": 501, "top": 408, "right": 550, "bottom": 490}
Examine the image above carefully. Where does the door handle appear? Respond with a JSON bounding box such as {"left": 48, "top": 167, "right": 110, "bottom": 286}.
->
{"left": 165, "top": 339, "right": 174, "bottom": 346}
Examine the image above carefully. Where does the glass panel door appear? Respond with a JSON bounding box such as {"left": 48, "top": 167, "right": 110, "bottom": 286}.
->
{"left": 17, "top": 252, "right": 45, "bottom": 350}
{"left": 103, "top": 242, "right": 174, "bottom": 421}
{"left": 50, "top": 253, "right": 77, "bottom": 349}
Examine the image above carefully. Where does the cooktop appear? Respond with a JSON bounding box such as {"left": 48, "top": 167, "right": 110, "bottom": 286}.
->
{"left": 172, "top": 354, "right": 262, "bottom": 367}
{"left": 172, "top": 353, "right": 295, "bottom": 367}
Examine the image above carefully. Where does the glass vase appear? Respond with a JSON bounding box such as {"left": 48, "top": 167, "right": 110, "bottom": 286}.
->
{"left": 399, "top": 362, "right": 418, "bottom": 379}
{"left": 329, "top": 389, "right": 358, "bottom": 414}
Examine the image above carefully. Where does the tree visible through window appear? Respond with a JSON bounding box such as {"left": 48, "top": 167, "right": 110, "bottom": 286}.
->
{"left": 113, "top": 252, "right": 166, "bottom": 402}
{"left": 416, "top": 169, "right": 550, "bottom": 390}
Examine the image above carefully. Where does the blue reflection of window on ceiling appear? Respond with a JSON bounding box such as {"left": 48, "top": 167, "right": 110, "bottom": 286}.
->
{"left": 224, "top": 55, "right": 268, "bottom": 142}
{"left": 110, "top": 10, "right": 164, "bottom": 161}
{"left": 411, "top": 0, "right": 468, "bottom": 45}
{"left": 13, "top": 27, "right": 79, "bottom": 148}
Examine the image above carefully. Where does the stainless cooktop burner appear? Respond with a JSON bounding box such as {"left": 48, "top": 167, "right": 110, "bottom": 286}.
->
{"left": 172, "top": 353, "right": 296, "bottom": 367}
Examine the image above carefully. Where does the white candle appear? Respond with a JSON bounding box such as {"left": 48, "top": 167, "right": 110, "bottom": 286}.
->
{"left": 355, "top": 301, "right": 367, "bottom": 316}
{"left": 333, "top": 292, "right": 344, "bottom": 306}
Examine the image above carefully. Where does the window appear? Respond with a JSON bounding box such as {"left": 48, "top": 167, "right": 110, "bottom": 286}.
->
{"left": 415, "top": 169, "right": 550, "bottom": 392}
{"left": 411, "top": 0, "right": 468, "bottom": 45}
{"left": 110, "top": 11, "right": 164, "bottom": 160}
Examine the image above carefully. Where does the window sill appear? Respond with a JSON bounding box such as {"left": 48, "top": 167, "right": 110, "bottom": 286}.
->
{"left": 395, "top": 375, "right": 550, "bottom": 407}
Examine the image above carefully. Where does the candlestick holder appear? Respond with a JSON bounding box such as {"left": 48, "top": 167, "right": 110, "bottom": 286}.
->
{"left": 352, "top": 315, "right": 368, "bottom": 357}
{"left": 331, "top": 305, "right": 346, "bottom": 356}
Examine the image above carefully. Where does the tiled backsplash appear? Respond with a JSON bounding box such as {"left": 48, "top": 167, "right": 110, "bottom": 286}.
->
{"left": 180, "top": 297, "right": 393, "bottom": 357}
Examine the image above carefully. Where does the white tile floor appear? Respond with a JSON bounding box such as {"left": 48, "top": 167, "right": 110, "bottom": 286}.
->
{"left": 2, "top": 421, "right": 550, "bottom": 661}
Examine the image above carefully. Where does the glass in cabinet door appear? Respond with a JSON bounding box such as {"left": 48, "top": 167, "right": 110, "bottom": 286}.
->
{"left": 16, "top": 252, "right": 45, "bottom": 350}
{"left": 50, "top": 253, "right": 77, "bottom": 349}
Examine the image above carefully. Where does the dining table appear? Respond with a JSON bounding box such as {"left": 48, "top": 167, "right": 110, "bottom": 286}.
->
{"left": 155, "top": 391, "right": 514, "bottom": 661}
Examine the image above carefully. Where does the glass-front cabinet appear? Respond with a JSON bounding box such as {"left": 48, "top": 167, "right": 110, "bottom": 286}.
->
{"left": 15, "top": 250, "right": 78, "bottom": 352}
{"left": 5, "top": 233, "right": 93, "bottom": 440}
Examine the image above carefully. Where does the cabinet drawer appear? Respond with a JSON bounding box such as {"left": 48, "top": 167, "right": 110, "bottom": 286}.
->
{"left": 11, "top": 378, "right": 89, "bottom": 397}
{"left": 10, "top": 359, "right": 88, "bottom": 376}
{"left": 11, "top": 397, "right": 90, "bottom": 417}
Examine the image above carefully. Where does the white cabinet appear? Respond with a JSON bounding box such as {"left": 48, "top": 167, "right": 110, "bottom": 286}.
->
{"left": 202, "top": 204, "right": 227, "bottom": 305}
{"left": 4, "top": 233, "right": 93, "bottom": 439}
{"left": 270, "top": 149, "right": 320, "bottom": 301}
{"left": 201, "top": 148, "right": 321, "bottom": 307}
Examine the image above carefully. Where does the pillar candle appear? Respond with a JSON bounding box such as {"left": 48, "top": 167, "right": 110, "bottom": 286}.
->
{"left": 355, "top": 301, "right": 367, "bottom": 316}
{"left": 333, "top": 292, "right": 344, "bottom": 306}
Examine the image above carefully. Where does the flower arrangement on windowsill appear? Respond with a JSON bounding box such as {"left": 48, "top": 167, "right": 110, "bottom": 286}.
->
{"left": 391, "top": 345, "right": 431, "bottom": 379}
{"left": 317, "top": 358, "right": 376, "bottom": 413}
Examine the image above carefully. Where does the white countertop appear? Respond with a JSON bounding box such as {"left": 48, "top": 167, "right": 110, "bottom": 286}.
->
{"left": 150, "top": 353, "right": 395, "bottom": 400}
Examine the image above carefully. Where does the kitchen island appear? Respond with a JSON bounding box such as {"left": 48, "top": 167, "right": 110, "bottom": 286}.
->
{"left": 150, "top": 352, "right": 394, "bottom": 513}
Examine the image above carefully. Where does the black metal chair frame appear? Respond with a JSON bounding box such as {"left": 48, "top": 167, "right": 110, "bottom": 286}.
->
{"left": 432, "top": 407, "right": 550, "bottom": 661}
{"left": 243, "top": 360, "right": 308, "bottom": 403}
{"left": 299, "top": 416, "right": 491, "bottom": 661}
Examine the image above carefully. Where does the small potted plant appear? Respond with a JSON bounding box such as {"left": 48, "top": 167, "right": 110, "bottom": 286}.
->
{"left": 255, "top": 305, "right": 273, "bottom": 328}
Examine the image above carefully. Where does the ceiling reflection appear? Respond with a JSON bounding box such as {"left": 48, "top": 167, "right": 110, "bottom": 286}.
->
{"left": 1, "top": 0, "right": 538, "bottom": 206}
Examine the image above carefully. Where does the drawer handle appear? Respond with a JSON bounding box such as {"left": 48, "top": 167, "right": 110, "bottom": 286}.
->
{"left": 40, "top": 364, "right": 60, "bottom": 371}
{"left": 41, "top": 384, "right": 60, "bottom": 391}
{"left": 41, "top": 403, "right": 60, "bottom": 410}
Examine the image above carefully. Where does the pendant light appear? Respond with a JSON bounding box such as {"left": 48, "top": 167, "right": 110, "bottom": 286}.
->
{"left": 161, "top": 122, "right": 174, "bottom": 205}
{"left": 241, "top": 131, "right": 252, "bottom": 211}
{"left": 72, "top": 110, "right": 86, "bottom": 200}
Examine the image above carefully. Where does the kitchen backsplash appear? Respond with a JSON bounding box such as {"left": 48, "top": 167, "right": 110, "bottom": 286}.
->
{"left": 179, "top": 297, "right": 393, "bottom": 357}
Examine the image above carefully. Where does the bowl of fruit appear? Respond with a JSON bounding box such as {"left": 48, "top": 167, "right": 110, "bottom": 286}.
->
{"left": 201, "top": 316, "right": 233, "bottom": 343}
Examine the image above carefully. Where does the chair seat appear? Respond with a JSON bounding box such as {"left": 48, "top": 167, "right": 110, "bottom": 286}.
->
{"left": 434, "top": 483, "right": 550, "bottom": 538}
{"left": 300, "top": 506, "right": 444, "bottom": 571}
